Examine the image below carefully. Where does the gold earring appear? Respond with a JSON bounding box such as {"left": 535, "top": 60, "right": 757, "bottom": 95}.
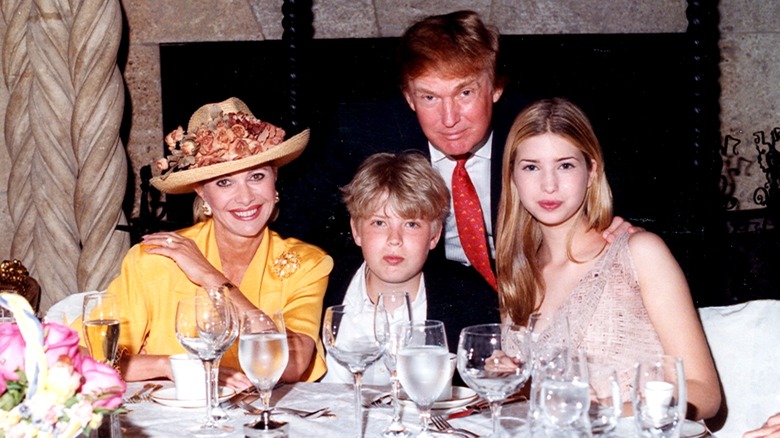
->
{"left": 203, "top": 202, "right": 212, "bottom": 217}
{"left": 274, "top": 191, "right": 280, "bottom": 203}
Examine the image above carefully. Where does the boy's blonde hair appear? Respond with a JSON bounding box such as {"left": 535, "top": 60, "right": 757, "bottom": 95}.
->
{"left": 342, "top": 151, "right": 449, "bottom": 225}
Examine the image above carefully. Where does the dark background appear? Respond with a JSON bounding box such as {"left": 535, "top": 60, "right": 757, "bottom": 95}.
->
{"left": 155, "top": 35, "right": 773, "bottom": 308}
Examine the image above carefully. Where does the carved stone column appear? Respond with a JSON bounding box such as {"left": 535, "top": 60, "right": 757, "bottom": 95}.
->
{"left": 2, "top": 0, "right": 129, "bottom": 311}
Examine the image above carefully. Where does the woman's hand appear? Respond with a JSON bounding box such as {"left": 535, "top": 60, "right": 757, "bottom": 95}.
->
{"left": 142, "top": 232, "right": 226, "bottom": 287}
{"left": 744, "top": 412, "right": 780, "bottom": 438}
{"left": 219, "top": 366, "right": 254, "bottom": 391}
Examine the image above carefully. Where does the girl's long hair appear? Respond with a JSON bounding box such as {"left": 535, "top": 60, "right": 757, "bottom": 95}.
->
{"left": 496, "top": 98, "right": 613, "bottom": 325}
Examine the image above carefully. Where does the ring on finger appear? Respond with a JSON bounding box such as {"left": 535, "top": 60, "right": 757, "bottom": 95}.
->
{"left": 165, "top": 237, "right": 173, "bottom": 246}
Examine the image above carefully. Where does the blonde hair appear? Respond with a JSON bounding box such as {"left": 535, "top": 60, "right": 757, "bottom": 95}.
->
{"left": 496, "top": 98, "right": 613, "bottom": 325}
{"left": 342, "top": 152, "right": 449, "bottom": 226}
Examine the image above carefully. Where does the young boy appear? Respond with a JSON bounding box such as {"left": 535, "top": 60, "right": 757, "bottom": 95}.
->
{"left": 321, "top": 151, "right": 449, "bottom": 384}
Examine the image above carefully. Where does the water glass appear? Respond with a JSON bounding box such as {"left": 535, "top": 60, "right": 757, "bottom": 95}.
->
{"left": 538, "top": 349, "right": 590, "bottom": 436}
{"left": 396, "top": 320, "right": 449, "bottom": 438}
{"left": 239, "top": 309, "right": 288, "bottom": 427}
{"left": 586, "top": 361, "right": 621, "bottom": 435}
{"left": 631, "top": 355, "right": 687, "bottom": 438}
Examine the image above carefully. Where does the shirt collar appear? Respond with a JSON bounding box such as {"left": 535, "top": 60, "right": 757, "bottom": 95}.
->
{"left": 428, "top": 131, "right": 494, "bottom": 164}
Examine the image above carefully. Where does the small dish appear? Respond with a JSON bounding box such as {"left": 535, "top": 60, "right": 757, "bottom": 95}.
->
{"left": 150, "top": 387, "right": 236, "bottom": 408}
{"left": 399, "top": 386, "right": 479, "bottom": 411}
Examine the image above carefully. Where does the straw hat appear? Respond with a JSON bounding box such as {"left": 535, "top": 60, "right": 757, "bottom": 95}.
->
{"left": 151, "top": 97, "right": 309, "bottom": 195}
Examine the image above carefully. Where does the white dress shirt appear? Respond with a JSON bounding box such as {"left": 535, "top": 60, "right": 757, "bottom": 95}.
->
{"left": 321, "top": 262, "right": 427, "bottom": 385}
{"left": 429, "top": 133, "right": 496, "bottom": 266}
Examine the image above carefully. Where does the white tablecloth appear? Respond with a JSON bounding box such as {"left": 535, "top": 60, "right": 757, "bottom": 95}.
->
{"left": 118, "top": 381, "right": 500, "bottom": 437}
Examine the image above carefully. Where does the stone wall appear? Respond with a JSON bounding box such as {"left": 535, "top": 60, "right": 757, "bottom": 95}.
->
{"left": 0, "top": 0, "right": 776, "bottom": 270}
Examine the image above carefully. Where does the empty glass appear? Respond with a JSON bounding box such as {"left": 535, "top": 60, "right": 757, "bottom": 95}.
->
{"left": 375, "top": 291, "right": 413, "bottom": 438}
{"left": 458, "top": 323, "right": 531, "bottom": 438}
{"left": 538, "top": 349, "right": 590, "bottom": 436}
{"left": 175, "top": 292, "right": 237, "bottom": 436}
{"left": 631, "top": 355, "right": 687, "bottom": 438}
{"left": 585, "top": 361, "right": 622, "bottom": 435}
{"left": 322, "top": 304, "right": 386, "bottom": 437}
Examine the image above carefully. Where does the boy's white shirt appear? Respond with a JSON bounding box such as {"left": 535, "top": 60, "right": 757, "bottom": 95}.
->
{"left": 321, "top": 261, "right": 428, "bottom": 384}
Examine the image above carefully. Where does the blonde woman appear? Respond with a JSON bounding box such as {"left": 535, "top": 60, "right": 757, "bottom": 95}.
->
{"left": 495, "top": 98, "right": 721, "bottom": 419}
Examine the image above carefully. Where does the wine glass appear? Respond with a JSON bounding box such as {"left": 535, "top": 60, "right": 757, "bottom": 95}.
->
{"left": 396, "top": 320, "right": 449, "bottom": 438}
{"left": 175, "top": 293, "right": 237, "bottom": 436}
{"left": 631, "top": 355, "right": 687, "bottom": 438}
{"left": 203, "top": 289, "right": 239, "bottom": 423}
{"left": 322, "top": 304, "right": 387, "bottom": 437}
{"left": 457, "top": 323, "right": 531, "bottom": 438}
{"left": 375, "top": 291, "right": 413, "bottom": 438}
{"left": 239, "top": 309, "right": 288, "bottom": 428}
{"left": 82, "top": 292, "right": 120, "bottom": 366}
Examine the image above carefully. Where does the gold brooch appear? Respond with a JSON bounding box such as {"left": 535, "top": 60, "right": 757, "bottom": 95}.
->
{"left": 272, "top": 251, "right": 301, "bottom": 279}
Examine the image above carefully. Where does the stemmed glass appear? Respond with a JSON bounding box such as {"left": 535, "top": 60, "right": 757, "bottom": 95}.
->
{"left": 395, "top": 320, "right": 450, "bottom": 438}
{"left": 82, "top": 292, "right": 120, "bottom": 366}
{"left": 375, "top": 291, "right": 413, "bottom": 438}
{"left": 239, "top": 309, "right": 288, "bottom": 428}
{"left": 457, "top": 323, "right": 531, "bottom": 438}
{"left": 323, "top": 304, "right": 387, "bottom": 437}
{"left": 631, "top": 355, "right": 687, "bottom": 438}
{"left": 175, "top": 292, "right": 238, "bottom": 436}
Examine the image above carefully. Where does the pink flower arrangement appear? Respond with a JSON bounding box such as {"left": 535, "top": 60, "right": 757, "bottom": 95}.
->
{"left": 0, "top": 294, "right": 126, "bottom": 437}
{"left": 156, "top": 110, "right": 286, "bottom": 177}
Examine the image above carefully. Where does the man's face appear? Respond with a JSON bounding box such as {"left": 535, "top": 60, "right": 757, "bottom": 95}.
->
{"left": 403, "top": 70, "right": 503, "bottom": 157}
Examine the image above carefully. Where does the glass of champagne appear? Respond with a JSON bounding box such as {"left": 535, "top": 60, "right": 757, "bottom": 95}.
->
{"left": 175, "top": 293, "right": 237, "bottom": 437}
{"left": 82, "top": 292, "right": 120, "bottom": 366}
{"left": 322, "top": 304, "right": 386, "bottom": 438}
{"left": 396, "top": 320, "right": 449, "bottom": 438}
{"left": 457, "top": 323, "right": 531, "bottom": 438}
{"left": 239, "top": 309, "right": 288, "bottom": 427}
{"left": 375, "top": 291, "right": 412, "bottom": 438}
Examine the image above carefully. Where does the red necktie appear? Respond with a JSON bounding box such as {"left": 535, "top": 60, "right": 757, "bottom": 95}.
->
{"left": 452, "top": 159, "right": 498, "bottom": 291}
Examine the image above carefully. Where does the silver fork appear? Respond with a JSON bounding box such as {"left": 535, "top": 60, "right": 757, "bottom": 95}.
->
{"left": 237, "top": 400, "right": 334, "bottom": 419}
{"left": 124, "top": 383, "right": 161, "bottom": 404}
{"left": 430, "top": 414, "right": 480, "bottom": 438}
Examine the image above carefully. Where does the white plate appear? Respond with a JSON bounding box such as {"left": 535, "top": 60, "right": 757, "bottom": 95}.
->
{"left": 150, "top": 387, "right": 237, "bottom": 408}
{"left": 399, "top": 386, "right": 479, "bottom": 411}
{"left": 615, "top": 417, "right": 709, "bottom": 437}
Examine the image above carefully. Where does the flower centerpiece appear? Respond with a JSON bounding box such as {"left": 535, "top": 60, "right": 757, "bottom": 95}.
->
{"left": 0, "top": 293, "right": 126, "bottom": 437}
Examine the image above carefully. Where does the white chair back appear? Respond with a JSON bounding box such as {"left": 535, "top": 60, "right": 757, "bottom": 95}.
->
{"left": 699, "top": 299, "right": 780, "bottom": 436}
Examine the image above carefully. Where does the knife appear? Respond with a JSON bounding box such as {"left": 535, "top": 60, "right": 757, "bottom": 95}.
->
{"left": 222, "top": 387, "right": 258, "bottom": 409}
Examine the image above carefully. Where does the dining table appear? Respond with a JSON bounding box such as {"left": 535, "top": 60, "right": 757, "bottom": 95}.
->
{"left": 113, "top": 381, "right": 500, "bottom": 437}
{"left": 108, "top": 381, "right": 717, "bottom": 437}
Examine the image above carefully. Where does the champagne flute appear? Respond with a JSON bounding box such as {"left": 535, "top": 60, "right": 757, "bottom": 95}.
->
{"left": 82, "top": 292, "right": 120, "bottom": 366}
{"left": 396, "top": 320, "right": 449, "bottom": 438}
{"left": 323, "top": 304, "right": 386, "bottom": 437}
{"left": 239, "top": 309, "right": 288, "bottom": 427}
{"left": 175, "top": 293, "right": 237, "bottom": 436}
{"left": 631, "top": 355, "right": 687, "bottom": 438}
{"left": 375, "top": 291, "right": 412, "bottom": 438}
{"left": 457, "top": 323, "right": 531, "bottom": 438}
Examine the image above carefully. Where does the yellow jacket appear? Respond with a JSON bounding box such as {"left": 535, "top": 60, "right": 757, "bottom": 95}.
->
{"left": 105, "top": 220, "right": 332, "bottom": 381}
